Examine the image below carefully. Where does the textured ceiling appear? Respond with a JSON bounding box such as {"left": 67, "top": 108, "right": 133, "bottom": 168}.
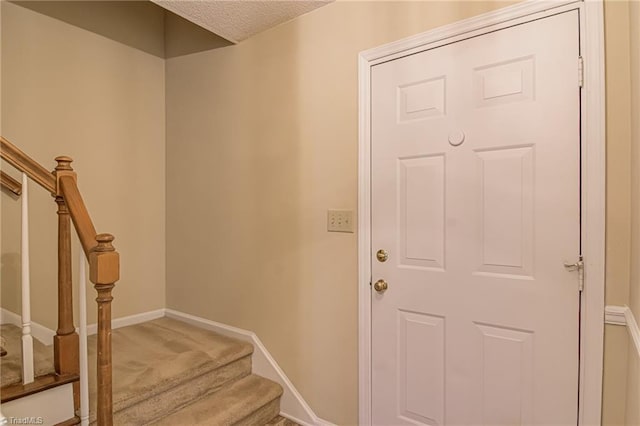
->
{"left": 151, "top": 0, "right": 331, "bottom": 43}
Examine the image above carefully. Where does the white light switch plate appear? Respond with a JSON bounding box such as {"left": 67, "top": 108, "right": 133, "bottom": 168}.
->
{"left": 327, "top": 210, "right": 354, "bottom": 233}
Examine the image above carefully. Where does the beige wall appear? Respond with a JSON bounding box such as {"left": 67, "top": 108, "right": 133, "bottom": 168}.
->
{"left": 625, "top": 0, "right": 640, "bottom": 424}
{"left": 602, "top": 0, "right": 640, "bottom": 424}
{"left": 604, "top": 0, "right": 631, "bottom": 307}
{"left": 1, "top": 1, "right": 167, "bottom": 329}
{"left": 602, "top": 1, "right": 633, "bottom": 424}
{"left": 603, "top": 324, "right": 630, "bottom": 425}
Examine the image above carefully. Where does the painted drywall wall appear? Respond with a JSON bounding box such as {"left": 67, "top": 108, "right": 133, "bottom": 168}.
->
{"left": 626, "top": 0, "right": 640, "bottom": 424}
{"left": 604, "top": 0, "right": 631, "bottom": 308}
{"left": 601, "top": 1, "right": 633, "bottom": 424}
{"left": 165, "top": 2, "right": 537, "bottom": 424}
{"left": 1, "top": 1, "right": 166, "bottom": 330}
{"left": 603, "top": 324, "right": 629, "bottom": 426}
{"left": 627, "top": 347, "right": 640, "bottom": 426}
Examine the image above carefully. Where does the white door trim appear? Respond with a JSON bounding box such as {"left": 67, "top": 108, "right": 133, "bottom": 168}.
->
{"left": 357, "top": 1, "right": 606, "bottom": 425}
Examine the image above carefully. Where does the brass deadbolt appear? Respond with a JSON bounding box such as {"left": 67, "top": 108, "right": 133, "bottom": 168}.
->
{"left": 376, "top": 249, "right": 389, "bottom": 262}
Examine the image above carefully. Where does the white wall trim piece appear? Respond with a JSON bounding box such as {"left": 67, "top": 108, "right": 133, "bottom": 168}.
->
{"left": 165, "top": 309, "right": 334, "bottom": 426}
{"left": 605, "top": 305, "right": 629, "bottom": 326}
{"left": 1, "top": 308, "right": 55, "bottom": 346}
{"left": 0, "top": 308, "right": 166, "bottom": 344}
{"left": 357, "top": 49, "right": 373, "bottom": 426}
{"left": 360, "top": 0, "right": 579, "bottom": 66}
{"left": 358, "top": 1, "right": 605, "bottom": 425}
{"left": 605, "top": 305, "right": 640, "bottom": 359}
{"left": 579, "top": 2, "right": 607, "bottom": 423}
{"left": 624, "top": 307, "right": 640, "bottom": 358}
{"left": 85, "top": 308, "right": 165, "bottom": 336}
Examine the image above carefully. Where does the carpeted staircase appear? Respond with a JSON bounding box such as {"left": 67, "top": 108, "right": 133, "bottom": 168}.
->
{"left": 1, "top": 317, "right": 293, "bottom": 425}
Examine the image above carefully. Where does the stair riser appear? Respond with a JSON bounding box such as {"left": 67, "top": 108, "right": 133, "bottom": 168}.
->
{"left": 90, "top": 355, "right": 252, "bottom": 425}
{"left": 149, "top": 374, "right": 284, "bottom": 426}
{"left": 235, "top": 397, "right": 282, "bottom": 426}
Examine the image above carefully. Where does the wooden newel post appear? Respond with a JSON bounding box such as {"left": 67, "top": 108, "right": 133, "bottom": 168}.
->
{"left": 54, "top": 155, "right": 119, "bottom": 424}
{"left": 53, "top": 156, "right": 80, "bottom": 410}
{"left": 89, "top": 233, "right": 119, "bottom": 426}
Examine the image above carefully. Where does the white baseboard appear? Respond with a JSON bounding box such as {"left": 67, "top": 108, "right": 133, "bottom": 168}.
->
{"left": 605, "top": 305, "right": 629, "bottom": 326}
{"left": 625, "top": 307, "right": 640, "bottom": 358}
{"left": 164, "top": 309, "right": 335, "bottom": 426}
{"left": 605, "top": 305, "right": 640, "bottom": 358}
{"left": 1, "top": 308, "right": 165, "bottom": 345}
{"left": 84, "top": 308, "right": 165, "bottom": 336}
{"left": 1, "top": 308, "right": 55, "bottom": 346}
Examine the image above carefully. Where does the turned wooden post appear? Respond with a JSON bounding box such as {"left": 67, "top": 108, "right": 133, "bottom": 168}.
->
{"left": 90, "top": 233, "right": 119, "bottom": 426}
{"left": 54, "top": 156, "right": 80, "bottom": 411}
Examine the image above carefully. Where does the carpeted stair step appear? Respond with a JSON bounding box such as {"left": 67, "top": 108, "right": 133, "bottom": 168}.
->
{"left": 265, "top": 415, "right": 300, "bottom": 425}
{"left": 0, "top": 324, "right": 55, "bottom": 387}
{"left": 151, "top": 374, "right": 283, "bottom": 426}
{"left": 88, "top": 317, "right": 254, "bottom": 425}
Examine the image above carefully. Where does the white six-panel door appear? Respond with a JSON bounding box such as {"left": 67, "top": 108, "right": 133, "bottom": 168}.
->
{"left": 371, "top": 11, "right": 581, "bottom": 426}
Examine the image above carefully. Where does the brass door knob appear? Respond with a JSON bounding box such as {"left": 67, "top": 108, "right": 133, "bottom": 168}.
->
{"left": 373, "top": 279, "right": 388, "bottom": 293}
{"left": 376, "top": 249, "right": 389, "bottom": 262}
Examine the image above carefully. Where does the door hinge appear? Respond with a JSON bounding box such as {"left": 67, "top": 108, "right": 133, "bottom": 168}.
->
{"left": 564, "top": 256, "right": 584, "bottom": 292}
{"left": 578, "top": 56, "right": 584, "bottom": 88}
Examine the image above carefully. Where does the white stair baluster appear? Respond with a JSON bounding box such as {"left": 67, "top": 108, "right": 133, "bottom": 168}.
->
{"left": 21, "top": 172, "right": 34, "bottom": 384}
{"left": 78, "top": 248, "right": 89, "bottom": 426}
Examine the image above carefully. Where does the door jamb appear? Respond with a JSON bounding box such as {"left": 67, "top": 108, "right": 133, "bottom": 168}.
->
{"left": 357, "top": 1, "right": 605, "bottom": 424}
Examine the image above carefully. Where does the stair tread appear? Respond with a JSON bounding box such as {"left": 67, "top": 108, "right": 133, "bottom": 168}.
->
{"left": 265, "top": 416, "right": 300, "bottom": 426}
{"left": 151, "top": 374, "right": 283, "bottom": 426}
{"left": 88, "top": 317, "right": 254, "bottom": 418}
{"left": 0, "top": 324, "right": 55, "bottom": 388}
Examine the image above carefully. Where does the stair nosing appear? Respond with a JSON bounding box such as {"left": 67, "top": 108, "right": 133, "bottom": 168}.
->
{"left": 1, "top": 373, "right": 79, "bottom": 403}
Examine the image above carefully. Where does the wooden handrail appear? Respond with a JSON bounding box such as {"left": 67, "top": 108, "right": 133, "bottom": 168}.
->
{"left": 1, "top": 137, "right": 55, "bottom": 193}
{"left": 58, "top": 175, "right": 98, "bottom": 254}
{"left": 1, "top": 170, "right": 22, "bottom": 195}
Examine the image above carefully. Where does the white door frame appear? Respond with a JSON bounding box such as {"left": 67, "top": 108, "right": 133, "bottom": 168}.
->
{"left": 357, "top": 1, "right": 606, "bottom": 424}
